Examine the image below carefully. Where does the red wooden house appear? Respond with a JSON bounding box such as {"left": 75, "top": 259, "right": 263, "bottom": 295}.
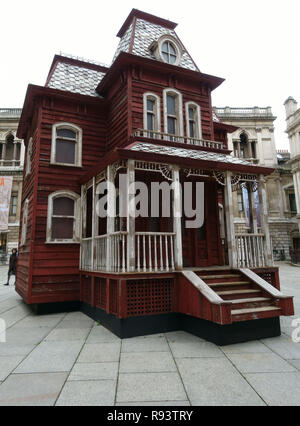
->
{"left": 16, "top": 9, "right": 294, "bottom": 344}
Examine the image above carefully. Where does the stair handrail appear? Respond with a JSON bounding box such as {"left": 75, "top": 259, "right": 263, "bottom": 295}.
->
{"left": 239, "top": 269, "right": 293, "bottom": 300}
{"left": 181, "top": 271, "right": 231, "bottom": 305}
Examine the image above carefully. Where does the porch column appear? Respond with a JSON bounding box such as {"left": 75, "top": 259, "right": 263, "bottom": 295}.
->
{"left": 248, "top": 183, "right": 258, "bottom": 233}
{"left": 106, "top": 165, "right": 116, "bottom": 271}
{"left": 127, "top": 159, "right": 135, "bottom": 272}
{"left": 258, "top": 174, "right": 273, "bottom": 265}
{"left": 172, "top": 165, "right": 183, "bottom": 270}
{"left": 91, "top": 177, "right": 96, "bottom": 271}
{"left": 224, "top": 171, "right": 237, "bottom": 267}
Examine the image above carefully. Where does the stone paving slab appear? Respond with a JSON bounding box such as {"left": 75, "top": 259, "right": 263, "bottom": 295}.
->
{"left": 119, "top": 352, "right": 177, "bottom": 373}
{"left": 226, "top": 352, "right": 297, "bottom": 373}
{"left": 15, "top": 340, "right": 84, "bottom": 373}
{"left": 116, "top": 372, "right": 187, "bottom": 403}
{"left": 261, "top": 335, "right": 300, "bottom": 360}
{"left": 0, "top": 373, "right": 68, "bottom": 406}
{"left": 3, "top": 326, "right": 51, "bottom": 346}
{"left": 45, "top": 328, "right": 91, "bottom": 342}
{"left": 245, "top": 372, "right": 300, "bottom": 406}
{"left": 56, "top": 380, "right": 116, "bottom": 406}
{"left": 116, "top": 400, "right": 191, "bottom": 406}
{"left": 0, "top": 356, "right": 24, "bottom": 381}
{"left": 0, "top": 263, "right": 299, "bottom": 406}
{"left": 176, "top": 357, "right": 265, "bottom": 406}
{"left": 69, "top": 362, "right": 119, "bottom": 381}
{"left": 221, "top": 340, "right": 272, "bottom": 354}
{"left": 121, "top": 336, "right": 170, "bottom": 353}
{"left": 77, "top": 343, "right": 121, "bottom": 363}
{"left": 169, "top": 340, "right": 224, "bottom": 359}
{"left": 86, "top": 325, "right": 121, "bottom": 344}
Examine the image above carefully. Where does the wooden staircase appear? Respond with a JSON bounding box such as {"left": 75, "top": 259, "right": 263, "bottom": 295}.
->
{"left": 196, "top": 269, "right": 284, "bottom": 322}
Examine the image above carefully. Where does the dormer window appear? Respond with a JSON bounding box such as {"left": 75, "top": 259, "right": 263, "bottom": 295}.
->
{"left": 151, "top": 35, "right": 182, "bottom": 66}
{"left": 161, "top": 41, "right": 177, "bottom": 64}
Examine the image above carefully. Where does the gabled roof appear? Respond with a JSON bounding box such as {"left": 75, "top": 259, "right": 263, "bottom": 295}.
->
{"left": 113, "top": 9, "right": 199, "bottom": 72}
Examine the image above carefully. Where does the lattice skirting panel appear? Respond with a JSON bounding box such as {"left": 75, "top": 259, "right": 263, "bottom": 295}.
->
{"left": 80, "top": 274, "right": 176, "bottom": 319}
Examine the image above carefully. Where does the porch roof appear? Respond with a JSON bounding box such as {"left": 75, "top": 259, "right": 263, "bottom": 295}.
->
{"left": 80, "top": 141, "right": 274, "bottom": 184}
{"left": 119, "top": 142, "right": 274, "bottom": 175}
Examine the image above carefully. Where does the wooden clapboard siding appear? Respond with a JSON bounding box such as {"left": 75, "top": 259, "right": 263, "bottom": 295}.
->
{"left": 19, "top": 96, "right": 107, "bottom": 303}
{"left": 130, "top": 68, "right": 214, "bottom": 141}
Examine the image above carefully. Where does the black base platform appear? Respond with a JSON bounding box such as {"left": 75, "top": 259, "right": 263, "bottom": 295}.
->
{"left": 81, "top": 303, "right": 281, "bottom": 346}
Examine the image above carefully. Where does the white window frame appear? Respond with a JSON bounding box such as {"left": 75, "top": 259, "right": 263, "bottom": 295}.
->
{"left": 51, "top": 123, "right": 82, "bottom": 167}
{"left": 20, "top": 198, "right": 29, "bottom": 246}
{"left": 46, "top": 190, "right": 80, "bottom": 243}
{"left": 185, "top": 102, "right": 202, "bottom": 140}
{"left": 25, "top": 137, "right": 33, "bottom": 176}
{"left": 163, "top": 88, "right": 183, "bottom": 137}
{"left": 152, "top": 35, "right": 182, "bottom": 66}
{"left": 143, "top": 92, "right": 161, "bottom": 135}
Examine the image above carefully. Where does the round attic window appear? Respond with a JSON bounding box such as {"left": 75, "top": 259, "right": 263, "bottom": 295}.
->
{"left": 161, "top": 41, "right": 177, "bottom": 64}
{"left": 153, "top": 36, "right": 182, "bottom": 66}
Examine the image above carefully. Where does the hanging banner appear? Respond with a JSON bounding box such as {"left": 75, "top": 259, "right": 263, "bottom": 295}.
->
{"left": 0, "top": 176, "right": 13, "bottom": 231}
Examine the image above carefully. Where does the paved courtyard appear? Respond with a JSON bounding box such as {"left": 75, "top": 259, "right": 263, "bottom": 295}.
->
{"left": 0, "top": 263, "right": 299, "bottom": 406}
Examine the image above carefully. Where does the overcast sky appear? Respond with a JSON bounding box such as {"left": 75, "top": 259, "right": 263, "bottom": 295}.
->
{"left": 1, "top": 0, "right": 299, "bottom": 148}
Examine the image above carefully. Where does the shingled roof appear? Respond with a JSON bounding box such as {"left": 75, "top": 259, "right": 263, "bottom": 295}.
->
{"left": 46, "top": 61, "right": 106, "bottom": 97}
{"left": 113, "top": 14, "right": 199, "bottom": 71}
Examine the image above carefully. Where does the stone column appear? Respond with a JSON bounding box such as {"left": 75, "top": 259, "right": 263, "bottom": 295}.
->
{"left": 20, "top": 141, "right": 25, "bottom": 167}
{"left": 224, "top": 171, "right": 237, "bottom": 267}
{"left": 106, "top": 165, "right": 116, "bottom": 272}
{"left": 258, "top": 174, "right": 273, "bottom": 265}
{"left": 127, "top": 159, "right": 135, "bottom": 272}
{"left": 172, "top": 165, "right": 183, "bottom": 270}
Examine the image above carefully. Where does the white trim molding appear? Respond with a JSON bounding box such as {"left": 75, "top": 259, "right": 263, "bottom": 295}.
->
{"left": 20, "top": 198, "right": 29, "bottom": 246}
{"left": 51, "top": 122, "right": 82, "bottom": 167}
{"left": 46, "top": 190, "right": 80, "bottom": 243}
{"left": 25, "top": 137, "right": 33, "bottom": 176}
{"left": 163, "top": 88, "right": 184, "bottom": 137}
{"left": 143, "top": 92, "right": 161, "bottom": 133}
{"left": 185, "top": 101, "right": 202, "bottom": 139}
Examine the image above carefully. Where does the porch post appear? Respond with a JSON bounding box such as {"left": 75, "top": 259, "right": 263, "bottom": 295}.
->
{"left": 258, "top": 174, "right": 273, "bottom": 265}
{"left": 127, "top": 159, "right": 135, "bottom": 272}
{"left": 224, "top": 171, "right": 237, "bottom": 267}
{"left": 91, "top": 177, "right": 96, "bottom": 271}
{"left": 248, "top": 183, "right": 258, "bottom": 234}
{"left": 106, "top": 165, "right": 116, "bottom": 272}
{"left": 172, "top": 165, "right": 183, "bottom": 270}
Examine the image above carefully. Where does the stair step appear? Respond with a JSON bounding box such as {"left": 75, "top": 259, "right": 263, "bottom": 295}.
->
{"left": 209, "top": 281, "right": 250, "bottom": 287}
{"left": 200, "top": 274, "right": 240, "bottom": 280}
{"left": 230, "top": 297, "right": 271, "bottom": 304}
{"left": 217, "top": 289, "right": 260, "bottom": 296}
{"left": 232, "top": 306, "right": 281, "bottom": 315}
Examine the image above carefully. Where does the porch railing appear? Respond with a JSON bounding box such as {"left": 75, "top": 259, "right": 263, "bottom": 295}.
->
{"left": 133, "top": 129, "right": 226, "bottom": 150}
{"left": 81, "top": 231, "right": 176, "bottom": 273}
{"left": 235, "top": 234, "right": 267, "bottom": 268}
{"left": 81, "top": 237, "right": 93, "bottom": 271}
{"left": 136, "top": 232, "right": 175, "bottom": 272}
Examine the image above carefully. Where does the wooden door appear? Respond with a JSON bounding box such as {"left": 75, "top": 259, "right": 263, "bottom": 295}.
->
{"left": 181, "top": 179, "right": 222, "bottom": 267}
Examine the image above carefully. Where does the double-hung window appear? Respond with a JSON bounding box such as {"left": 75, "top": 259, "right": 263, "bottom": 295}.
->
{"left": 51, "top": 123, "right": 82, "bottom": 167}
{"left": 163, "top": 89, "right": 183, "bottom": 140}
{"left": 47, "top": 191, "right": 80, "bottom": 243}
{"left": 143, "top": 93, "right": 160, "bottom": 137}
{"left": 185, "top": 102, "right": 202, "bottom": 141}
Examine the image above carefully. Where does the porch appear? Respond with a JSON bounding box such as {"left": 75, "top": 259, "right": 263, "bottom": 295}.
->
{"left": 80, "top": 157, "right": 274, "bottom": 274}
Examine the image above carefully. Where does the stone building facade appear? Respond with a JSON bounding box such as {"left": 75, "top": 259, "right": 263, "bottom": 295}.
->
{"left": 0, "top": 108, "right": 24, "bottom": 262}
{"left": 284, "top": 97, "right": 300, "bottom": 261}
{"left": 214, "top": 106, "right": 299, "bottom": 261}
